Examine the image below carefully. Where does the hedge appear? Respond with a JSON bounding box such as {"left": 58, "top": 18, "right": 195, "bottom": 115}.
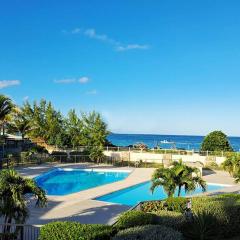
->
{"left": 114, "top": 210, "right": 156, "bottom": 230}
{"left": 39, "top": 222, "right": 113, "bottom": 240}
{"left": 112, "top": 225, "right": 183, "bottom": 240}
{"left": 154, "top": 210, "right": 186, "bottom": 230}
{"left": 141, "top": 194, "right": 240, "bottom": 239}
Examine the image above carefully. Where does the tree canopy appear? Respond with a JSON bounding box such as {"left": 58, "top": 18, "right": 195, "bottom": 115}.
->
{"left": 201, "top": 131, "right": 233, "bottom": 152}
{"left": 1, "top": 96, "right": 109, "bottom": 152}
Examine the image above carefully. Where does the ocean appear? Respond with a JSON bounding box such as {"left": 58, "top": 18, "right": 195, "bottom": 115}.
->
{"left": 107, "top": 133, "right": 240, "bottom": 151}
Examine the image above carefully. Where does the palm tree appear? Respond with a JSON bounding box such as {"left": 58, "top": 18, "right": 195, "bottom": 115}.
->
{"left": 151, "top": 161, "right": 206, "bottom": 198}
{"left": 0, "top": 95, "right": 13, "bottom": 136}
{"left": 151, "top": 167, "right": 178, "bottom": 197}
{"left": 222, "top": 154, "right": 240, "bottom": 177}
{"left": 0, "top": 169, "right": 47, "bottom": 229}
{"left": 7, "top": 108, "right": 33, "bottom": 140}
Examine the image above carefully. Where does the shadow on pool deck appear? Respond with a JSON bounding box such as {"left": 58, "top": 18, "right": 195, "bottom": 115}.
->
{"left": 27, "top": 199, "right": 129, "bottom": 226}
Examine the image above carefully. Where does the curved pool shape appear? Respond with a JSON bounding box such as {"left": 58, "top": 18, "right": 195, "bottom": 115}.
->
{"left": 96, "top": 181, "right": 225, "bottom": 206}
{"left": 35, "top": 168, "right": 130, "bottom": 196}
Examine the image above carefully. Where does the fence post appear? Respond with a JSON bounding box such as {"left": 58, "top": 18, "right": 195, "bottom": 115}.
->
{"left": 107, "top": 146, "right": 109, "bottom": 151}
{"left": 221, "top": 151, "right": 224, "bottom": 157}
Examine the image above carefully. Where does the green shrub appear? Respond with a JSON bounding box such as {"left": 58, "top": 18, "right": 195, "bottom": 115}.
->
{"left": 141, "top": 198, "right": 188, "bottom": 213}
{"left": 39, "top": 221, "right": 113, "bottom": 240}
{"left": 154, "top": 210, "right": 186, "bottom": 230}
{"left": 112, "top": 225, "right": 183, "bottom": 240}
{"left": 200, "top": 131, "right": 233, "bottom": 152}
{"left": 183, "top": 211, "right": 219, "bottom": 240}
{"left": 140, "top": 194, "right": 240, "bottom": 238}
{"left": 115, "top": 210, "right": 156, "bottom": 230}
{"left": 192, "top": 194, "right": 240, "bottom": 238}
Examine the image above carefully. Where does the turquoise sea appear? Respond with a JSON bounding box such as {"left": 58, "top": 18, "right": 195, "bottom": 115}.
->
{"left": 107, "top": 133, "right": 240, "bottom": 151}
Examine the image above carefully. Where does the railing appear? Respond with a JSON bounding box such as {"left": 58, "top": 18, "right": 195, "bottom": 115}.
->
{"left": 0, "top": 224, "right": 40, "bottom": 240}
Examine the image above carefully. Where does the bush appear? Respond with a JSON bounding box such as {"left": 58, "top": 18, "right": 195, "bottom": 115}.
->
{"left": 191, "top": 194, "right": 240, "bottom": 238}
{"left": 112, "top": 225, "right": 183, "bottom": 240}
{"left": 200, "top": 131, "right": 233, "bottom": 152}
{"left": 154, "top": 210, "right": 186, "bottom": 230}
{"left": 140, "top": 194, "right": 240, "bottom": 238}
{"left": 39, "top": 222, "right": 113, "bottom": 240}
{"left": 141, "top": 198, "right": 188, "bottom": 213}
{"left": 182, "top": 211, "right": 219, "bottom": 240}
{"left": 115, "top": 210, "right": 156, "bottom": 230}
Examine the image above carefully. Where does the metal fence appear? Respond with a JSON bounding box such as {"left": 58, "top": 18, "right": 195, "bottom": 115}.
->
{"left": 0, "top": 224, "right": 40, "bottom": 240}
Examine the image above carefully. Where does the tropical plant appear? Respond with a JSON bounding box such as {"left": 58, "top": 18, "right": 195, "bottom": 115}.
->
{"left": 183, "top": 211, "right": 218, "bottom": 240}
{"left": 7, "top": 108, "right": 32, "bottom": 139}
{"left": 222, "top": 153, "right": 240, "bottom": 177}
{"left": 0, "top": 169, "right": 47, "bottom": 228}
{"left": 0, "top": 95, "right": 13, "bottom": 135}
{"left": 200, "top": 131, "right": 233, "bottom": 152}
{"left": 151, "top": 161, "right": 206, "bottom": 198}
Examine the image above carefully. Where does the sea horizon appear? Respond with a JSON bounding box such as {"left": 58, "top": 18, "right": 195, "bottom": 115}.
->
{"left": 108, "top": 133, "right": 240, "bottom": 151}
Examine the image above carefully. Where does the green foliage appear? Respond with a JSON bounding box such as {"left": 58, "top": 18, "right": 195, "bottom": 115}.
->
{"left": 0, "top": 95, "right": 13, "bottom": 121}
{"left": 154, "top": 210, "right": 186, "bottom": 230}
{"left": 222, "top": 153, "right": 240, "bottom": 183}
{"left": 201, "top": 131, "right": 233, "bottom": 152}
{"left": 0, "top": 95, "right": 14, "bottom": 135}
{"left": 115, "top": 210, "right": 156, "bottom": 230}
{"left": 7, "top": 108, "right": 32, "bottom": 139}
{"left": 0, "top": 169, "right": 46, "bottom": 227}
{"left": 81, "top": 111, "right": 109, "bottom": 162}
{"left": 183, "top": 211, "right": 219, "bottom": 240}
{"left": 39, "top": 222, "right": 113, "bottom": 240}
{"left": 112, "top": 225, "right": 183, "bottom": 240}
{"left": 151, "top": 161, "right": 206, "bottom": 198}
{"left": 141, "top": 194, "right": 240, "bottom": 239}
{"left": 191, "top": 194, "right": 240, "bottom": 238}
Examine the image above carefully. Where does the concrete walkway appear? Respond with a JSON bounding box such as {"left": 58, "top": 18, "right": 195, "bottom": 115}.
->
{"left": 14, "top": 164, "right": 240, "bottom": 226}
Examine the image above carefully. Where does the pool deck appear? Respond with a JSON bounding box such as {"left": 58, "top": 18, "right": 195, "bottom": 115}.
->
{"left": 14, "top": 163, "right": 240, "bottom": 226}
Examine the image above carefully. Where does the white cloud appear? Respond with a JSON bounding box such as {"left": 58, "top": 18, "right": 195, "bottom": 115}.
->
{"left": 116, "top": 44, "right": 149, "bottom": 52}
{"left": 86, "top": 89, "right": 97, "bottom": 95}
{"left": 79, "top": 77, "right": 90, "bottom": 84}
{"left": 69, "top": 27, "right": 149, "bottom": 52}
{"left": 54, "top": 77, "right": 90, "bottom": 85}
{"left": 0, "top": 80, "right": 20, "bottom": 89}
{"left": 54, "top": 78, "right": 76, "bottom": 84}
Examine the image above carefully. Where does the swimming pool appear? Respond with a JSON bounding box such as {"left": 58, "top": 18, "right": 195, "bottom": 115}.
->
{"left": 96, "top": 181, "right": 226, "bottom": 206}
{"left": 35, "top": 168, "right": 131, "bottom": 195}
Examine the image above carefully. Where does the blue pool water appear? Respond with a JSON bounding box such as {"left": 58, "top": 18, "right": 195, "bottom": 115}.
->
{"left": 35, "top": 168, "right": 130, "bottom": 196}
{"left": 96, "top": 181, "right": 225, "bottom": 206}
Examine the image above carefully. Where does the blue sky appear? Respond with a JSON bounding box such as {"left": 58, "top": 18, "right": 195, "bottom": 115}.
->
{"left": 1, "top": 0, "right": 240, "bottom": 136}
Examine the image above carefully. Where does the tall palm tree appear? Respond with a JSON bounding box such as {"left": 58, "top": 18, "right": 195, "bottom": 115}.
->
{"left": 0, "top": 169, "right": 47, "bottom": 228}
{"left": 0, "top": 95, "right": 13, "bottom": 135}
{"left": 151, "top": 161, "right": 206, "bottom": 198}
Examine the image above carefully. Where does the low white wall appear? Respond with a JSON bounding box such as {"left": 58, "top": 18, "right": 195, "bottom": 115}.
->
{"left": 104, "top": 151, "right": 226, "bottom": 166}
